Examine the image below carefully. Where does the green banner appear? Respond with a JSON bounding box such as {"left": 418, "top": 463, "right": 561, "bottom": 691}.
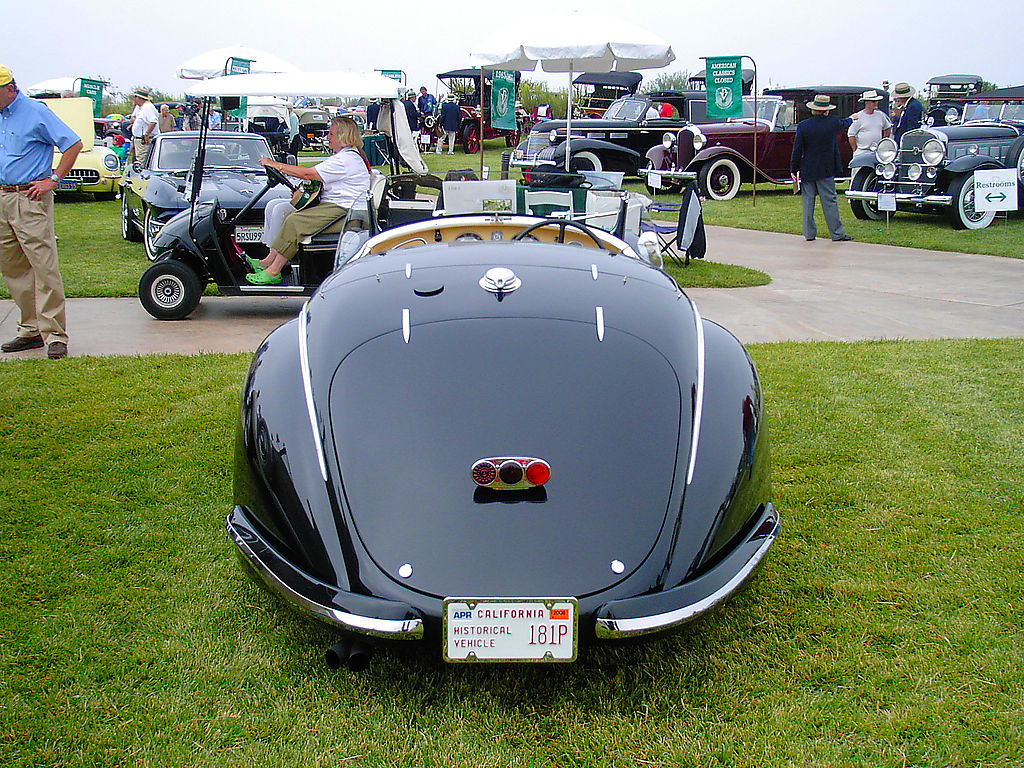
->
{"left": 78, "top": 78, "right": 104, "bottom": 118}
{"left": 705, "top": 56, "right": 743, "bottom": 120}
{"left": 490, "top": 70, "right": 517, "bottom": 132}
{"left": 227, "top": 57, "right": 250, "bottom": 120}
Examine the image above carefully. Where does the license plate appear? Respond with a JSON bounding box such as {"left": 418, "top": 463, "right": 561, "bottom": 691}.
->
{"left": 443, "top": 597, "right": 578, "bottom": 663}
{"left": 58, "top": 179, "right": 80, "bottom": 191}
{"left": 234, "top": 225, "right": 263, "bottom": 243}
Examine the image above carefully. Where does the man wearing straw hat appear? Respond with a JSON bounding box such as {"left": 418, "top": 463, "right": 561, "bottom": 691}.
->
{"left": 848, "top": 90, "right": 892, "bottom": 160}
{"left": 790, "top": 94, "right": 854, "bottom": 242}
{"left": 128, "top": 87, "right": 159, "bottom": 165}
{"left": 891, "top": 82, "right": 923, "bottom": 143}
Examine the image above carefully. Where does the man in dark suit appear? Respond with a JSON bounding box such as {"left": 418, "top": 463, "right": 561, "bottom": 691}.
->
{"left": 790, "top": 94, "right": 854, "bottom": 242}
{"left": 892, "top": 82, "right": 924, "bottom": 143}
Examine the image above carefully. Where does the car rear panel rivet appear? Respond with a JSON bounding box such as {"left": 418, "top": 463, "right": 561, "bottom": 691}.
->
{"left": 611, "top": 559, "right": 625, "bottom": 574}
{"left": 398, "top": 563, "right": 413, "bottom": 578}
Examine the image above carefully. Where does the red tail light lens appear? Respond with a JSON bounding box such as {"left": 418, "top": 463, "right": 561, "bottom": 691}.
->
{"left": 525, "top": 460, "right": 551, "bottom": 486}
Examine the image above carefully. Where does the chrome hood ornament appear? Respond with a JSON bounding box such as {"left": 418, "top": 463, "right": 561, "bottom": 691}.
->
{"left": 479, "top": 267, "right": 521, "bottom": 296}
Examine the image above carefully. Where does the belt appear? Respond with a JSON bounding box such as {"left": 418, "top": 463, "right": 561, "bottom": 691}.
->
{"left": 0, "top": 184, "right": 35, "bottom": 192}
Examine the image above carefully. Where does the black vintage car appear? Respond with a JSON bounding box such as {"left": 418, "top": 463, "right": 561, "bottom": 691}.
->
{"left": 845, "top": 109, "right": 1024, "bottom": 229}
{"left": 924, "top": 74, "right": 984, "bottom": 127}
{"left": 121, "top": 131, "right": 291, "bottom": 260}
{"left": 227, "top": 212, "right": 779, "bottom": 669}
{"left": 509, "top": 90, "right": 716, "bottom": 176}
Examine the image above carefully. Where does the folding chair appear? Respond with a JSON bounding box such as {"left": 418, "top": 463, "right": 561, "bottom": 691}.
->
{"left": 640, "top": 201, "right": 688, "bottom": 266}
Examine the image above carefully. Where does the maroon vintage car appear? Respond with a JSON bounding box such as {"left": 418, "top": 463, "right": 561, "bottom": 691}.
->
{"left": 642, "top": 86, "right": 877, "bottom": 199}
{"left": 431, "top": 68, "right": 528, "bottom": 154}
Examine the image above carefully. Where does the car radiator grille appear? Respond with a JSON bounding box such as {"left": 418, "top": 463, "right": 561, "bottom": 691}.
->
{"left": 66, "top": 169, "right": 101, "bottom": 184}
{"left": 520, "top": 132, "right": 553, "bottom": 161}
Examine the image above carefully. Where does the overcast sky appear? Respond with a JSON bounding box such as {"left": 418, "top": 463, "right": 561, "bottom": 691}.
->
{"left": 8, "top": 0, "right": 1023, "bottom": 100}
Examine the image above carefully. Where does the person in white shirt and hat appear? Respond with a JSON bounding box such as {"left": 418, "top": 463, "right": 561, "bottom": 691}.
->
{"left": 848, "top": 90, "right": 892, "bottom": 161}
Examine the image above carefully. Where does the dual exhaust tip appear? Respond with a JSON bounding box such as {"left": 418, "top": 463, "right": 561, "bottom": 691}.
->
{"left": 325, "top": 637, "right": 373, "bottom": 672}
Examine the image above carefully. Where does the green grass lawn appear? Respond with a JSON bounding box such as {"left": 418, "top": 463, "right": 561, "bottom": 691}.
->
{"left": 1, "top": 340, "right": 1021, "bottom": 766}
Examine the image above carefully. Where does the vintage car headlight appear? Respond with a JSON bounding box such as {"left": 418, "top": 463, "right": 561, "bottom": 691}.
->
{"left": 907, "top": 163, "right": 923, "bottom": 181}
{"left": 921, "top": 139, "right": 945, "bottom": 166}
{"left": 880, "top": 162, "right": 896, "bottom": 180}
{"left": 103, "top": 153, "right": 120, "bottom": 171}
{"left": 876, "top": 138, "right": 898, "bottom": 164}
{"left": 691, "top": 129, "right": 707, "bottom": 152}
{"left": 662, "top": 132, "right": 675, "bottom": 149}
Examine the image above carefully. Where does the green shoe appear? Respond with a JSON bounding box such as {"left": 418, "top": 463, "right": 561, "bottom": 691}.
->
{"left": 246, "top": 269, "right": 282, "bottom": 285}
{"left": 245, "top": 255, "right": 263, "bottom": 271}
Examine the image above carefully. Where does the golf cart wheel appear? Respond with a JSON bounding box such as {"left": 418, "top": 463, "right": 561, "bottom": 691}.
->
{"left": 462, "top": 124, "right": 480, "bottom": 154}
{"left": 122, "top": 194, "right": 142, "bottom": 242}
{"left": 948, "top": 173, "right": 996, "bottom": 230}
{"left": 139, "top": 260, "right": 202, "bottom": 320}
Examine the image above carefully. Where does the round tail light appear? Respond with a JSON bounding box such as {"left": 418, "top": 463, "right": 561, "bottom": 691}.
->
{"left": 525, "top": 460, "right": 551, "bottom": 486}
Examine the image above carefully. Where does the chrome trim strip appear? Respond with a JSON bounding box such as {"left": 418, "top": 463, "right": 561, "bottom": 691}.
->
{"left": 595, "top": 507, "right": 778, "bottom": 638}
{"left": 595, "top": 306, "right": 605, "bottom": 341}
{"left": 298, "top": 302, "right": 328, "bottom": 482}
{"left": 844, "top": 189, "right": 953, "bottom": 206}
{"left": 238, "top": 285, "right": 308, "bottom": 293}
{"left": 402, "top": 308, "right": 411, "bottom": 343}
{"left": 226, "top": 516, "right": 424, "bottom": 639}
{"left": 686, "top": 304, "right": 705, "bottom": 485}
{"left": 638, "top": 168, "right": 698, "bottom": 180}
{"left": 591, "top": 264, "right": 599, "bottom": 280}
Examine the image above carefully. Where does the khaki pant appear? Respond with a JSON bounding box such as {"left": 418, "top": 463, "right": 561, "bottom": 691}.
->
{"left": 271, "top": 203, "right": 349, "bottom": 259}
{"left": 132, "top": 136, "right": 153, "bottom": 166}
{"left": 0, "top": 190, "right": 68, "bottom": 344}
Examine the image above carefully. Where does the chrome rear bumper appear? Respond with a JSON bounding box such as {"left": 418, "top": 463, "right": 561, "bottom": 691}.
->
{"left": 594, "top": 503, "right": 779, "bottom": 638}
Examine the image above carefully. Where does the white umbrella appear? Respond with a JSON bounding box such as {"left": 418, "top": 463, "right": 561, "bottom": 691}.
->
{"left": 176, "top": 46, "right": 299, "bottom": 80}
{"left": 470, "top": 10, "right": 675, "bottom": 170}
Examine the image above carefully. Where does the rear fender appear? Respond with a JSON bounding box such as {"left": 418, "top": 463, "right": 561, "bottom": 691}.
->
{"left": 663, "top": 320, "right": 770, "bottom": 586}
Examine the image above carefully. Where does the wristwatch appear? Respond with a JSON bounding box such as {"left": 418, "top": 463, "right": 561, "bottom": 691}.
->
{"left": 49, "top": 173, "right": 60, "bottom": 183}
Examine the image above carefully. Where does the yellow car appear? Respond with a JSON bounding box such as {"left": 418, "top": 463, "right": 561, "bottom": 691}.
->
{"left": 41, "top": 97, "right": 122, "bottom": 200}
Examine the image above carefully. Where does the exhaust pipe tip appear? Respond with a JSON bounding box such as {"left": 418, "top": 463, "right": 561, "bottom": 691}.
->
{"left": 346, "top": 640, "right": 372, "bottom": 672}
{"left": 325, "top": 638, "right": 352, "bottom": 670}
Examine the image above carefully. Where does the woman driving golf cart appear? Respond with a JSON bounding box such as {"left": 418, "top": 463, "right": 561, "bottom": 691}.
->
{"left": 248, "top": 116, "right": 370, "bottom": 285}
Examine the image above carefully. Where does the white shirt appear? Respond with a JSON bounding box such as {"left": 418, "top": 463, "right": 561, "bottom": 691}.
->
{"left": 848, "top": 109, "right": 892, "bottom": 152}
{"left": 315, "top": 147, "right": 370, "bottom": 207}
{"left": 130, "top": 101, "right": 160, "bottom": 139}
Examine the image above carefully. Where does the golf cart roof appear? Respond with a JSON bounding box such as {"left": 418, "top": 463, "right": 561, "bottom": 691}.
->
{"left": 572, "top": 72, "right": 643, "bottom": 89}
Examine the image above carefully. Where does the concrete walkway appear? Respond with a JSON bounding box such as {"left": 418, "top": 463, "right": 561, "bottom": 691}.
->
{"left": 2, "top": 225, "right": 1022, "bottom": 359}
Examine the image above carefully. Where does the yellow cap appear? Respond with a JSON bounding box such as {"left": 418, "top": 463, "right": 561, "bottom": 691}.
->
{"left": 0, "top": 66, "right": 13, "bottom": 87}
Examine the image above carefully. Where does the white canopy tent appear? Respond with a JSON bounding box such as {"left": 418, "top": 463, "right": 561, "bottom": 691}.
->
{"left": 185, "top": 71, "right": 427, "bottom": 174}
{"left": 176, "top": 46, "right": 299, "bottom": 80}
{"left": 25, "top": 77, "right": 80, "bottom": 96}
{"left": 470, "top": 11, "right": 675, "bottom": 169}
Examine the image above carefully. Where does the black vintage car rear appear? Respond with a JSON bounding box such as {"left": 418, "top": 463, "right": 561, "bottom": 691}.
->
{"left": 229, "top": 228, "right": 777, "bottom": 665}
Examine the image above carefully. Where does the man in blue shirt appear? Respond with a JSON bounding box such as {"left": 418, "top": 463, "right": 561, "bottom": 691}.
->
{"left": 0, "top": 65, "right": 82, "bottom": 358}
{"left": 790, "top": 94, "right": 854, "bottom": 242}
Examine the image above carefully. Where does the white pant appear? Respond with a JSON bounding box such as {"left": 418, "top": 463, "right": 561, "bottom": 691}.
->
{"left": 262, "top": 198, "right": 296, "bottom": 248}
{"left": 436, "top": 130, "right": 456, "bottom": 154}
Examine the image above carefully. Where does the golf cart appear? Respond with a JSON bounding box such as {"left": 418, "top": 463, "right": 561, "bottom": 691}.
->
{"left": 137, "top": 71, "right": 428, "bottom": 320}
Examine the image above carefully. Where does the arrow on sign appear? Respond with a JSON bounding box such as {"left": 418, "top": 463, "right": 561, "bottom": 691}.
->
{"left": 985, "top": 191, "right": 1007, "bottom": 203}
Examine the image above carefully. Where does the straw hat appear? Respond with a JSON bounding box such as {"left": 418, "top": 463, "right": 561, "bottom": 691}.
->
{"left": 860, "top": 90, "right": 884, "bottom": 102}
{"left": 893, "top": 82, "right": 915, "bottom": 99}
{"left": 806, "top": 94, "right": 837, "bottom": 112}
{"left": 0, "top": 65, "right": 13, "bottom": 87}
{"left": 133, "top": 87, "right": 152, "bottom": 100}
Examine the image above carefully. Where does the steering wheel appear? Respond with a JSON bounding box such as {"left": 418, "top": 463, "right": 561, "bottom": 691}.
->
{"left": 265, "top": 164, "right": 296, "bottom": 190}
{"left": 511, "top": 218, "right": 608, "bottom": 249}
